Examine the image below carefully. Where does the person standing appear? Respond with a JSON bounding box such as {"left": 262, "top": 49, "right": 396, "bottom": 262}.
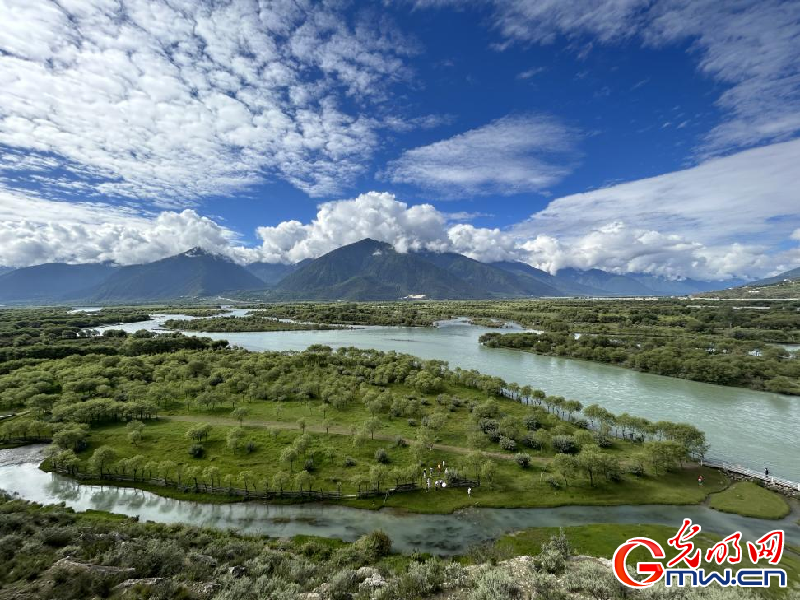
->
{"left": 467, "top": 487, "right": 472, "bottom": 498}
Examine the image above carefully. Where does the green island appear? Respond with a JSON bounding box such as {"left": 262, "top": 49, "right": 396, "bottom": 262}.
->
{"left": 163, "top": 314, "right": 348, "bottom": 333}
{"left": 0, "top": 305, "right": 797, "bottom": 599}
{"left": 247, "top": 298, "right": 800, "bottom": 394}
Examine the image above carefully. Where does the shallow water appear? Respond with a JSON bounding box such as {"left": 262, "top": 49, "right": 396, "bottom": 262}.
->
{"left": 1, "top": 446, "right": 797, "bottom": 555}
{"left": 97, "top": 314, "right": 800, "bottom": 481}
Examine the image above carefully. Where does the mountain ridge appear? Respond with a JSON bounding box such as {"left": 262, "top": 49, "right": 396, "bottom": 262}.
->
{"left": 0, "top": 240, "right": 758, "bottom": 303}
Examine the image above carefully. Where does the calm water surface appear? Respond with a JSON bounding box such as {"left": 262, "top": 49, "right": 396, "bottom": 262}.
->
{"left": 1, "top": 446, "right": 797, "bottom": 555}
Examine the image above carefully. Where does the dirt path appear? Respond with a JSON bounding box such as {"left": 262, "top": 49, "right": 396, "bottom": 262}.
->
{"left": 161, "top": 414, "right": 545, "bottom": 464}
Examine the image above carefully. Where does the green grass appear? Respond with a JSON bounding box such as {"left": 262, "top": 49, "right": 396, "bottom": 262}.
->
{"left": 71, "top": 411, "right": 728, "bottom": 514}
{"left": 494, "top": 523, "right": 800, "bottom": 599}
{"left": 709, "top": 481, "right": 791, "bottom": 519}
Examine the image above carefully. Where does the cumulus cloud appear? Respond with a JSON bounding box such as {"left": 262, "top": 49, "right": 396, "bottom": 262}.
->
{"left": 0, "top": 0, "right": 420, "bottom": 201}
{"left": 516, "top": 138, "right": 800, "bottom": 247}
{"left": 411, "top": 0, "right": 800, "bottom": 155}
{"left": 0, "top": 185, "right": 255, "bottom": 267}
{"left": 3, "top": 140, "right": 798, "bottom": 279}
{"left": 384, "top": 114, "right": 579, "bottom": 196}
{"left": 255, "top": 192, "right": 451, "bottom": 263}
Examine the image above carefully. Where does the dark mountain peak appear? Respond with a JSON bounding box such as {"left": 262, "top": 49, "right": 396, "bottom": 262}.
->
{"left": 179, "top": 247, "right": 229, "bottom": 261}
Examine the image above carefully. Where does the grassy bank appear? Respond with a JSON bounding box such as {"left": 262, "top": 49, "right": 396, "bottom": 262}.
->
{"left": 709, "top": 481, "right": 791, "bottom": 519}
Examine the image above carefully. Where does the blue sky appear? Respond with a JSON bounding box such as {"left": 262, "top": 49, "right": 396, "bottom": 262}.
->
{"left": 0, "top": 0, "right": 799, "bottom": 279}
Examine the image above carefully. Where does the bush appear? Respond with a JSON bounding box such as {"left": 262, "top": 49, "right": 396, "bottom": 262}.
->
{"left": 468, "top": 568, "right": 524, "bottom": 600}
{"left": 407, "top": 418, "right": 417, "bottom": 427}
{"left": 498, "top": 436, "right": 516, "bottom": 451}
{"left": 551, "top": 435, "right": 579, "bottom": 454}
{"left": 628, "top": 463, "right": 645, "bottom": 477}
{"left": 344, "top": 456, "right": 357, "bottom": 467}
{"left": 374, "top": 448, "right": 389, "bottom": 463}
{"left": 394, "top": 436, "right": 407, "bottom": 448}
{"left": 523, "top": 414, "right": 539, "bottom": 430}
{"left": 545, "top": 475, "right": 561, "bottom": 490}
{"left": 188, "top": 443, "right": 205, "bottom": 458}
{"left": 245, "top": 440, "right": 256, "bottom": 454}
{"left": 303, "top": 458, "right": 315, "bottom": 472}
{"left": 521, "top": 432, "right": 542, "bottom": 450}
{"left": 515, "top": 453, "right": 531, "bottom": 468}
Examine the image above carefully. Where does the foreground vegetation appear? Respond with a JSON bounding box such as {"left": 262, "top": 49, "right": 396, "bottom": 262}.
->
{"left": 1, "top": 494, "right": 785, "bottom": 600}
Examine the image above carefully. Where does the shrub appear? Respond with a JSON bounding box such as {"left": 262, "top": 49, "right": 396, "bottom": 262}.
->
{"left": 596, "top": 433, "right": 614, "bottom": 448}
{"left": 394, "top": 436, "right": 407, "bottom": 448}
{"left": 545, "top": 475, "right": 561, "bottom": 490}
{"left": 574, "top": 430, "right": 594, "bottom": 447}
{"left": 628, "top": 463, "right": 645, "bottom": 477}
{"left": 498, "top": 436, "right": 516, "bottom": 452}
{"left": 522, "top": 432, "right": 542, "bottom": 450}
{"left": 245, "top": 440, "right": 256, "bottom": 454}
{"left": 515, "top": 453, "right": 531, "bottom": 468}
{"left": 374, "top": 448, "right": 389, "bottom": 463}
{"left": 407, "top": 418, "right": 417, "bottom": 427}
{"left": 523, "top": 414, "right": 539, "bottom": 431}
{"left": 303, "top": 458, "right": 315, "bottom": 472}
{"left": 468, "top": 568, "right": 524, "bottom": 600}
{"left": 188, "top": 443, "right": 205, "bottom": 458}
{"left": 344, "top": 456, "right": 357, "bottom": 467}
{"left": 551, "top": 435, "right": 579, "bottom": 454}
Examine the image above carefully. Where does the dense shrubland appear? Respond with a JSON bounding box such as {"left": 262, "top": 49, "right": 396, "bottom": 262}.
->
{"left": 0, "top": 495, "right": 764, "bottom": 600}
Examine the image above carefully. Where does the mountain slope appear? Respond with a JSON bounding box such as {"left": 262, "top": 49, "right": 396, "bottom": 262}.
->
{"left": 748, "top": 267, "right": 800, "bottom": 287}
{"left": 555, "top": 268, "right": 656, "bottom": 296}
{"left": 0, "top": 263, "right": 117, "bottom": 303}
{"left": 273, "top": 239, "right": 485, "bottom": 300}
{"left": 490, "top": 261, "right": 601, "bottom": 296}
{"left": 76, "top": 248, "right": 265, "bottom": 303}
{"left": 245, "top": 261, "right": 306, "bottom": 286}
{"left": 418, "top": 253, "right": 563, "bottom": 297}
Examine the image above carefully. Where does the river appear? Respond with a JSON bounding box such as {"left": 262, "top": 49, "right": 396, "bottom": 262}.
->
{"left": 96, "top": 312, "right": 800, "bottom": 481}
{"left": 1, "top": 446, "right": 797, "bottom": 555}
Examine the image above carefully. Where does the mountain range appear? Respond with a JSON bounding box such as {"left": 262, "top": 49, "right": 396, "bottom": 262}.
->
{"left": 0, "top": 239, "right": 764, "bottom": 304}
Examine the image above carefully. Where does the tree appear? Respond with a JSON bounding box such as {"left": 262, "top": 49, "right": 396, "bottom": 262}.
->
{"left": 185, "top": 466, "right": 202, "bottom": 491}
{"left": 158, "top": 460, "right": 177, "bottom": 485}
{"left": 52, "top": 424, "right": 90, "bottom": 452}
{"left": 294, "top": 470, "right": 312, "bottom": 493}
{"left": 226, "top": 427, "right": 245, "bottom": 453}
{"left": 369, "top": 464, "right": 388, "bottom": 491}
{"left": 281, "top": 446, "right": 299, "bottom": 472}
{"left": 239, "top": 470, "right": 256, "bottom": 495}
{"left": 203, "top": 466, "right": 221, "bottom": 489}
{"left": 128, "top": 429, "right": 142, "bottom": 447}
{"left": 480, "top": 461, "right": 496, "bottom": 487}
{"left": 231, "top": 407, "right": 249, "bottom": 425}
{"left": 552, "top": 453, "right": 579, "bottom": 487}
{"left": 364, "top": 416, "right": 381, "bottom": 440}
{"left": 296, "top": 417, "right": 306, "bottom": 433}
{"left": 186, "top": 423, "right": 212, "bottom": 443}
{"left": 272, "top": 471, "right": 290, "bottom": 494}
{"left": 88, "top": 445, "right": 116, "bottom": 478}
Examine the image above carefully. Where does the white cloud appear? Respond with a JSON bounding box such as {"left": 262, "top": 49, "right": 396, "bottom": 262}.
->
{"left": 255, "top": 192, "right": 451, "bottom": 263}
{"left": 412, "top": 0, "right": 800, "bottom": 154}
{"left": 384, "top": 114, "right": 579, "bottom": 196}
{"left": 0, "top": 0, "right": 419, "bottom": 201}
{"left": 517, "top": 138, "right": 800, "bottom": 247}
{"left": 3, "top": 140, "right": 798, "bottom": 279}
{"left": 0, "top": 185, "right": 254, "bottom": 267}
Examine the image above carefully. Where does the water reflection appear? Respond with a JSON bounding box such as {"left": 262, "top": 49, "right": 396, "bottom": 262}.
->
{"left": 1, "top": 447, "right": 797, "bottom": 555}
